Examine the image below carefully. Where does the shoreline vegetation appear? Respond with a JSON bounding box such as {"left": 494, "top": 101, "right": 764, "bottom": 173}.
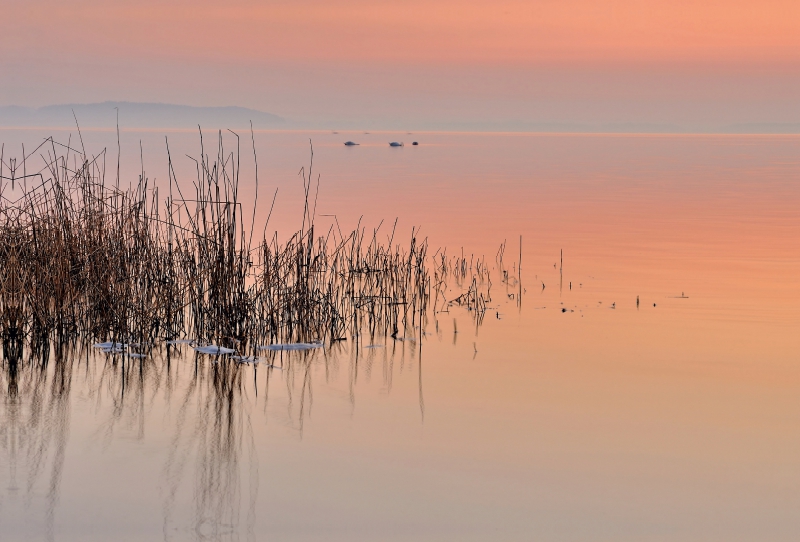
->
{"left": 0, "top": 128, "right": 507, "bottom": 537}
{"left": 0, "top": 129, "right": 497, "bottom": 366}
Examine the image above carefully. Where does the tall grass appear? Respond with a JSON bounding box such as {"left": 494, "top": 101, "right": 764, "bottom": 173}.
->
{"left": 0, "top": 132, "right": 491, "bottom": 363}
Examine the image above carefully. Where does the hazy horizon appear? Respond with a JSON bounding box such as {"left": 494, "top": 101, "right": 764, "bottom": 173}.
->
{"left": 2, "top": 1, "right": 799, "bottom": 131}
{"left": 3, "top": 100, "right": 800, "bottom": 134}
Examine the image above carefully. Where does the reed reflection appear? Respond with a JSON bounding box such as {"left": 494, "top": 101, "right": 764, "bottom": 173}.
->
{"left": 158, "top": 352, "right": 257, "bottom": 541}
{"left": 0, "top": 344, "right": 74, "bottom": 541}
{"left": 0, "top": 329, "right": 454, "bottom": 541}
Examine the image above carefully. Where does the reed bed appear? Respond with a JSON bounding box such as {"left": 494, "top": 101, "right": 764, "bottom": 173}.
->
{"left": 0, "top": 133, "right": 490, "bottom": 364}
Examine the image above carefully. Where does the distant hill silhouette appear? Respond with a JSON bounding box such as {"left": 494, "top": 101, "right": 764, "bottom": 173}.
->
{"left": 0, "top": 101, "right": 284, "bottom": 129}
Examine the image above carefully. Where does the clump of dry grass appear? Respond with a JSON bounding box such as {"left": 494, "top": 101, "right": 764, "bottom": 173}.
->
{"left": 0, "top": 132, "right": 488, "bottom": 363}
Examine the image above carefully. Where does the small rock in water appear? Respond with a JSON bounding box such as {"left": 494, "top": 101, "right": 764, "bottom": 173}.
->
{"left": 412, "top": 141, "right": 419, "bottom": 145}
{"left": 344, "top": 141, "right": 359, "bottom": 146}
{"left": 389, "top": 142, "right": 403, "bottom": 147}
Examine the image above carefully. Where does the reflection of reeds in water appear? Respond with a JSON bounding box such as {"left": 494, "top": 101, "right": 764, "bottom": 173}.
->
{"left": 1, "top": 343, "right": 434, "bottom": 539}
{"left": 160, "top": 354, "right": 258, "bottom": 541}
{"left": 0, "top": 345, "right": 260, "bottom": 540}
{"left": 0, "top": 344, "right": 74, "bottom": 541}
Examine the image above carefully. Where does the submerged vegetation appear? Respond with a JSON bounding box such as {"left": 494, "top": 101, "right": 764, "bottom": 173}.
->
{"left": 0, "top": 131, "right": 496, "bottom": 364}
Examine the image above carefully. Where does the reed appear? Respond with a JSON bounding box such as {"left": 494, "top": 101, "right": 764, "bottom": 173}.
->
{"left": 0, "top": 132, "right": 488, "bottom": 363}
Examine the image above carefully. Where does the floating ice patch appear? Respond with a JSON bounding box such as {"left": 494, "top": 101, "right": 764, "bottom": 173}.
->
{"left": 127, "top": 353, "right": 146, "bottom": 359}
{"left": 258, "top": 342, "right": 323, "bottom": 352}
{"left": 194, "top": 345, "right": 235, "bottom": 355}
{"left": 364, "top": 344, "right": 384, "bottom": 348}
{"left": 166, "top": 339, "right": 195, "bottom": 345}
{"left": 94, "top": 341, "right": 124, "bottom": 349}
{"left": 231, "top": 355, "right": 259, "bottom": 364}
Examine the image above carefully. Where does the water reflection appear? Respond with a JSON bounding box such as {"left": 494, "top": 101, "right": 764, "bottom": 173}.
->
{"left": 0, "top": 335, "right": 434, "bottom": 541}
{"left": 1, "top": 345, "right": 73, "bottom": 541}
{"left": 159, "top": 355, "right": 256, "bottom": 541}
{"left": 1, "top": 130, "right": 798, "bottom": 541}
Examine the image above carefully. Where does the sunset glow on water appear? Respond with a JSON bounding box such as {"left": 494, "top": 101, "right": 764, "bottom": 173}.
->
{"left": 1, "top": 129, "right": 799, "bottom": 540}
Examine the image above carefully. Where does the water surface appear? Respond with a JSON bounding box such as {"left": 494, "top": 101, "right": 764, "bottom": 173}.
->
{"left": 2, "top": 130, "right": 800, "bottom": 541}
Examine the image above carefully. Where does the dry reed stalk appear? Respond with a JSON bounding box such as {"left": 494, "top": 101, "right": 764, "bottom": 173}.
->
{"left": 0, "top": 132, "right": 491, "bottom": 367}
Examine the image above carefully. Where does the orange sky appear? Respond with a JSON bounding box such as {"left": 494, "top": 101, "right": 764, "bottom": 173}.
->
{"left": 2, "top": 0, "right": 800, "bottom": 128}
{"left": 8, "top": 0, "right": 800, "bottom": 64}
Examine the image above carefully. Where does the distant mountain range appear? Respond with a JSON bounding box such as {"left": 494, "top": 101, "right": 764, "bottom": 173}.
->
{"left": 0, "top": 101, "right": 284, "bottom": 129}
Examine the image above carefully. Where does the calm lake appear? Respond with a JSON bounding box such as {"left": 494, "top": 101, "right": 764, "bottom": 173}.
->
{"left": 2, "top": 129, "right": 800, "bottom": 541}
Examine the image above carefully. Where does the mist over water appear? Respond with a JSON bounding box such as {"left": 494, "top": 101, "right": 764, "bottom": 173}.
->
{"left": 2, "top": 129, "right": 800, "bottom": 541}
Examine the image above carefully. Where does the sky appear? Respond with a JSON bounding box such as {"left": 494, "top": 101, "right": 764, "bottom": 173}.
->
{"left": 2, "top": 0, "right": 800, "bottom": 130}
